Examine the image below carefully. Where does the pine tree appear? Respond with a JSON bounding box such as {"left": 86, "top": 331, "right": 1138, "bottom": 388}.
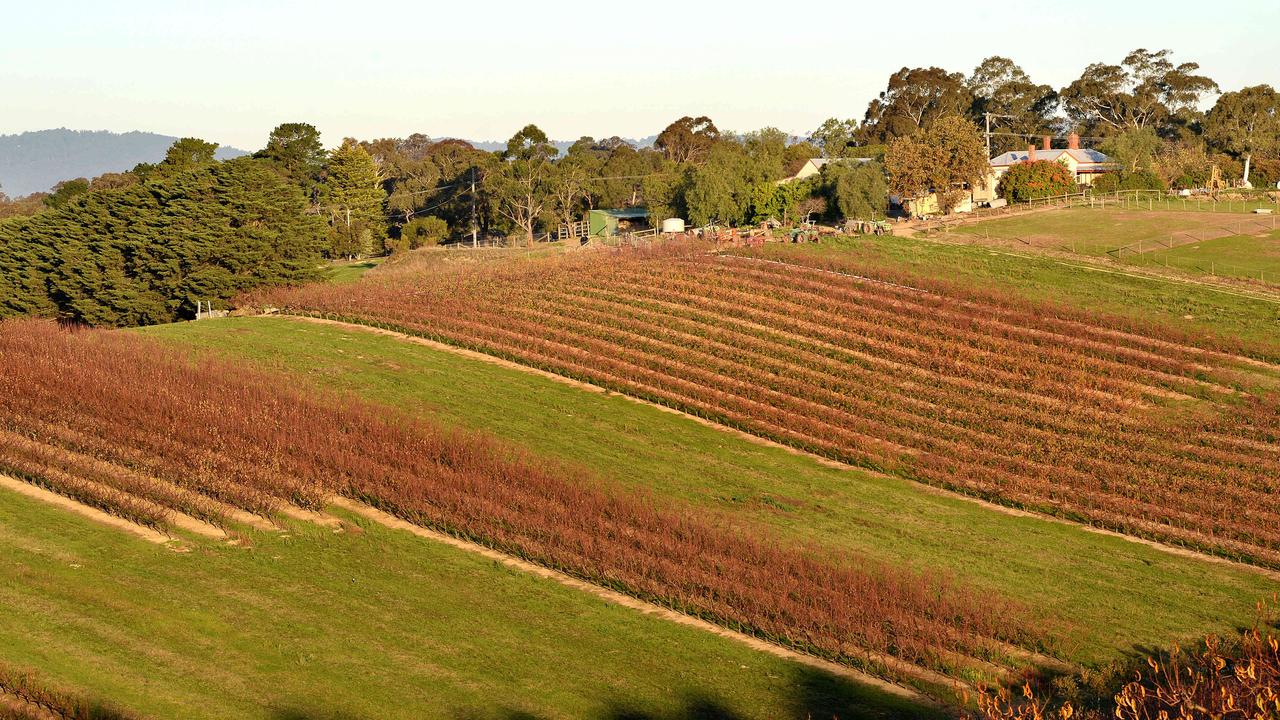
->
{"left": 321, "top": 140, "right": 387, "bottom": 257}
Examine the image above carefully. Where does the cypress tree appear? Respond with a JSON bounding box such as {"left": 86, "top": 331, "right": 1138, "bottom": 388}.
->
{"left": 321, "top": 140, "right": 387, "bottom": 257}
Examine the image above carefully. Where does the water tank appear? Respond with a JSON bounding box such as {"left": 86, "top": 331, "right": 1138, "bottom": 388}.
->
{"left": 661, "top": 218, "right": 686, "bottom": 234}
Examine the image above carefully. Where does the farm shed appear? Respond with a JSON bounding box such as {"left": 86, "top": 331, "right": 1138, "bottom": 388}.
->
{"left": 588, "top": 207, "right": 650, "bottom": 237}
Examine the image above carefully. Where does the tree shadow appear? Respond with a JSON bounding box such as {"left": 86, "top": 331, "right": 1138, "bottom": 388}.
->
{"left": 271, "top": 664, "right": 941, "bottom": 720}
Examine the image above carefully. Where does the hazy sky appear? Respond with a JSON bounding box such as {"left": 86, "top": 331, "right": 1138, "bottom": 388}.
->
{"left": 4, "top": 0, "right": 1278, "bottom": 150}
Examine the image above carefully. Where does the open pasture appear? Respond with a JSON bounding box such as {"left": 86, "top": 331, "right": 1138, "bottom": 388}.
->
{"left": 952, "top": 207, "right": 1279, "bottom": 258}
{"left": 1127, "top": 230, "right": 1280, "bottom": 282}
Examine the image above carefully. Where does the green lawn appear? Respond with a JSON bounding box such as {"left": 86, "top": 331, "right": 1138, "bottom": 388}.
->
{"left": 1116, "top": 195, "right": 1280, "bottom": 215}
{"left": 142, "top": 317, "right": 1279, "bottom": 669}
{"left": 0, "top": 484, "right": 928, "bottom": 720}
{"left": 1129, "top": 230, "right": 1280, "bottom": 283}
{"left": 323, "top": 257, "right": 385, "bottom": 284}
{"left": 750, "top": 235, "right": 1280, "bottom": 353}
{"left": 952, "top": 207, "right": 1279, "bottom": 257}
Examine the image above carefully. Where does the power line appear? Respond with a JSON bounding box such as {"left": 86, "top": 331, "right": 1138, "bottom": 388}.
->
{"left": 395, "top": 180, "right": 467, "bottom": 197}
{"left": 580, "top": 172, "right": 672, "bottom": 183}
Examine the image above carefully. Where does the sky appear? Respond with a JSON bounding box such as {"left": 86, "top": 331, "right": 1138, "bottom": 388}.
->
{"left": 3, "top": 0, "right": 1278, "bottom": 151}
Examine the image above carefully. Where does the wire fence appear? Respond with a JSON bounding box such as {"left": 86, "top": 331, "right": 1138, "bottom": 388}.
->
{"left": 1088, "top": 189, "right": 1280, "bottom": 214}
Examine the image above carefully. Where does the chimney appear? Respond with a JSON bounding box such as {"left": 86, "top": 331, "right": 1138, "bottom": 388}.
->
{"left": 1042, "top": 135, "right": 1051, "bottom": 151}
{"left": 1027, "top": 144, "right": 1036, "bottom": 162}
{"left": 1068, "top": 132, "right": 1080, "bottom": 150}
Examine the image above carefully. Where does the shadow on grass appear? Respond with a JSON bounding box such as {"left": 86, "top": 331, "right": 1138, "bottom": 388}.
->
{"left": 271, "top": 664, "right": 941, "bottom": 720}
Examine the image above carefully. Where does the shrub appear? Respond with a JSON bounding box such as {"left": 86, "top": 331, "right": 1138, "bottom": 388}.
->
{"left": 400, "top": 216, "right": 449, "bottom": 249}
{"left": 1117, "top": 169, "right": 1166, "bottom": 191}
{"left": 1090, "top": 173, "right": 1119, "bottom": 193}
{"left": 996, "top": 160, "right": 1077, "bottom": 202}
{"left": 1090, "top": 170, "right": 1166, "bottom": 194}
{"left": 970, "top": 598, "right": 1280, "bottom": 720}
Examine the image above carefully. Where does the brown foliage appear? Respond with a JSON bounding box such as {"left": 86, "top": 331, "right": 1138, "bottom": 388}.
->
{"left": 0, "top": 319, "right": 1045, "bottom": 688}
{"left": 971, "top": 599, "right": 1280, "bottom": 720}
{"left": 249, "top": 242, "right": 1280, "bottom": 568}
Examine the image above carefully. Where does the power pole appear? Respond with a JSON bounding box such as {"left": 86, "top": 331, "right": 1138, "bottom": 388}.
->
{"left": 470, "top": 167, "right": 478, "bottom": 248}
{"left": 983, "top": 112, "right": 1015, "bottom": 157}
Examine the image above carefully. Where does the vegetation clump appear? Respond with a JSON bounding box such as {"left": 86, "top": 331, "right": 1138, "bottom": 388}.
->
{"left": 997, "top": 160, "right": 1077, "bottom": 202}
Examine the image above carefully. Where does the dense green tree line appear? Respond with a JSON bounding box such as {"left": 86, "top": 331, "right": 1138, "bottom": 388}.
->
{"left": 810, "top": 50, "right": 1277, "bottom": 190}
{"left": 0, "top": 146, "right": 324, "bottom": 327}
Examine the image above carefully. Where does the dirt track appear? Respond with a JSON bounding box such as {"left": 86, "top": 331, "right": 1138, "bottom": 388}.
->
{"left": 329, "top": 496, "right": 939, "bottom": 701}
{"left": 0, "top": 472, "right": 177, "bottom": 546}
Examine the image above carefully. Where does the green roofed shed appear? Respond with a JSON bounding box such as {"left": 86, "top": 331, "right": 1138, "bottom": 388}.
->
{"left": 588, "top": 207, "right": 649, "bottom": 237}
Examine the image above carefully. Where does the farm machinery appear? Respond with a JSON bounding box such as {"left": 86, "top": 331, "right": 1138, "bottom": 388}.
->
{"left": 844, "top": 219, "right": 891, "bottom": 236}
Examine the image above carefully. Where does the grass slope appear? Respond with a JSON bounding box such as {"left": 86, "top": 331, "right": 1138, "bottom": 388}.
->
{"left": 0, "top": 487, "right": 928, "bottom": 720}
{"left": 1130, "top": 230, "right": 1280, "bottom": 281}
{"left": 144, "top": 317, "right": 1278, "bottom": 668}
{"left": 749, "top": 236, "right": 1280, "bottom": 350}
{"left": 952, "top": 208, "right": 1276, "bottom": 256}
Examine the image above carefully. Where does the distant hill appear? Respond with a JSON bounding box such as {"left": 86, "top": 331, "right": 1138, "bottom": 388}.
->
{"left": 458, "top": 135, "right": 658, "bottom": 155}
{"left": 0, "top": 129, "right": 247, "bottom": 198}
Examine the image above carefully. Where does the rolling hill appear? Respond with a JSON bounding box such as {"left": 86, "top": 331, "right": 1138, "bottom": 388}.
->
{"left": 0, "top": 129, "right": 247, "bottom": 197}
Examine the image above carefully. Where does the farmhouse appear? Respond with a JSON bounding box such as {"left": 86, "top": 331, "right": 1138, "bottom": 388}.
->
{"left": 782, "top": 157, "right": 873, "bottom": 183}
{"left": 989, "top": 133, "right": 1111, "bottom": 186}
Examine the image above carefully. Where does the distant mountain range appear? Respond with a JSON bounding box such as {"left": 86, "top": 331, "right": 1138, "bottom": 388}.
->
{"left": 0, "top": 129, "right": 247, "bottom": 198}
{"left": 461, "top": 135, "right": 659, "bottom": 154}
{"left": 0, "top": 129, "right": 661, "bottom": 199}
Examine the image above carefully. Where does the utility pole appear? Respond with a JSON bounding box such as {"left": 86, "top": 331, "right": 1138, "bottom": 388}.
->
{"left": 983, "top": 112, "right": 1016, "bottom": 157}
{"left": 470, "top": 167, "right": 478, "bottom": 248}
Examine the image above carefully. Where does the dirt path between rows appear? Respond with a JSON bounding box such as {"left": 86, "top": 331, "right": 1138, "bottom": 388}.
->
{"left": 277, "top": 315, "right": 1280, "bottom": 582}
{"left": 0, "top": 473, "right": 177, "bottom": 547}
{"left": 328, "top": 496, "right": 938, "bottom": 702}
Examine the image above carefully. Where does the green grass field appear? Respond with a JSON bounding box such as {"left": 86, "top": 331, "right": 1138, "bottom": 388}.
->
{"left": 0, "top": 484, "right": 929, "bottom": 720}
{"left": 1129, "top": 230, "right": 1280, "bottom": 282}
{"left": 142, "top": 317, "right": 1279, "bottom": 670}
{"left": 323, "top": 257, "right": 385, "bottom": 284}
{"left": 952, "top": 207, "right": 1279, "bottom": 256}
{"left": 949, "top": 206, "right": 1280, "bottom": 287}
{"left": 752, "top": 235, "right": 1280, "bottom": 352}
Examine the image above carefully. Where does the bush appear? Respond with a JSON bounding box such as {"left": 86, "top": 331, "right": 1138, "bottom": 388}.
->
{"left": 1117, "top": 170, "right": 1166, "bottom": 191}
{"left": 822, "top": 160, "right": 888, "bottom": 220}
{"left": 400, "top": 216, "right": 449, "bottom": 250}
{"left": 1090, "top": 173, "right": 1119, "bottom": 193}
{"left": 1090, "top": 170, "right": 1166, "bottom": 194}
{"left": 1251, "top": 158, "right": 1280, "bottom": 188}
{"left": 970, "top": 599, "right": 1280, "bottom": 720}
{"left": 996, "top": 160, "right": 1077, "bottom": 202}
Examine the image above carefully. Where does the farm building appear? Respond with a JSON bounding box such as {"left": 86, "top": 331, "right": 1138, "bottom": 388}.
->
{"left": 978, "top": 133, "right": 1111, "bottom": 200}
{"left": 588, "top": 207, "right": 650, "bottom": 237}
{"left": 782, "top": 157, "right": 874, "bottom": 183}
